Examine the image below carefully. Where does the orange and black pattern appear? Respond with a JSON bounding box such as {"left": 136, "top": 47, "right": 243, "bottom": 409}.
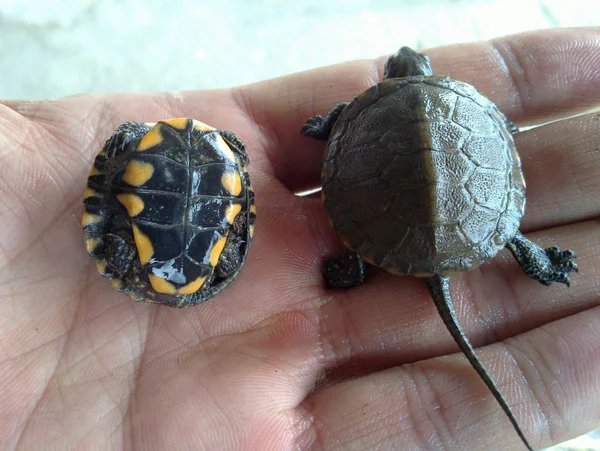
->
{"left": 82, "top": 119, "right": 254, "bottom": 307}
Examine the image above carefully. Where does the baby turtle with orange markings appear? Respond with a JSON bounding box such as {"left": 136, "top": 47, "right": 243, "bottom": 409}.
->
{"left": 302, "top": 47, "right": 579, "bottom": 450}
{"left": 82, "top": 118, "right": 255, "bottom": 307}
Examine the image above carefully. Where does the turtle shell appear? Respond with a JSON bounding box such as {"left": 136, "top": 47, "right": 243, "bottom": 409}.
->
{"left": 322, "top": 76, "right": 526, "bottom": 277}
{"left": 82, "top": 118, "right": 255, "bottom": 307}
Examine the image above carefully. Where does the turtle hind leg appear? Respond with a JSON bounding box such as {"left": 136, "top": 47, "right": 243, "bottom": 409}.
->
{"left": 301, "top": 102, "right": 348, "bottom": 141}
{"left": 383, "top": 47, "right": 433, "bottom": 79}
{"left": 506, "top": 231, "right": 577, "bottom": 286}
{"left": 425, "top": 275, "right": 534, "bottom": 451}
{"left": 215, "top": 235, "right": 244, "bottom": 280}
{"left": 181, "top": 235, "right": 246, "bottom": 308}
{"left": 323, "top": 249, "right": 367, "bottom": 289}
{"left": 104, "top": 232, "right": 137, "bottom": 276}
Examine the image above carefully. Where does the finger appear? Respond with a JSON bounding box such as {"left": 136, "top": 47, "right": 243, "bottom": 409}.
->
{"left": 6, "top": 27, "right": 599, "bottom": 196}
{"left": 0, "top": 103, "right": 87, "bottom": 269}
{"left": 515, "top": 110, "right": 600, "bottom": 231}
{"left": 303, "top": 304, "right": 600, "bottom": 450}
{"left": 233, "top": 27, "right": 600, "bottom": 192}
{"left": 313, "top": 219, "right": 599, "bottom": 382}
{"left": 2, "top": 91, "right": 274, "bottom": 191}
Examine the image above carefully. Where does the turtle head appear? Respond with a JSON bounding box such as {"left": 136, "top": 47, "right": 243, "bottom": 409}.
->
{"left": 383, "top": 46, "right": 433, "bottom": 80}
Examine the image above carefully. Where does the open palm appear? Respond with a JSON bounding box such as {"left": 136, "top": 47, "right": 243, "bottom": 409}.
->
{"left": 1, "top": 27, "right": 599, "bottom": 450}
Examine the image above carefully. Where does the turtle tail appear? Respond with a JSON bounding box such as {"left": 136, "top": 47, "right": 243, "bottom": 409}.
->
{"left": 425, "top": 275, "right": 534, "bottom": 451}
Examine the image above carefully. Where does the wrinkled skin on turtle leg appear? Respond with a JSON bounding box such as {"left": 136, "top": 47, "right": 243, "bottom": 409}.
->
{"left": 215, "top": 235, "right": 244, "bottom": 279}
{"left": 507, "top": 231, "right": 578, "bottom": 286}
{"left": 103, "top": 121, "right": 151, "bottom": 159}
{"left": 323, "top": 249, "right": 367, "bottom": 289}
{"left": 300, "top": 102, "right": 349, "bottom": 141}
{"left": 104, "top": 233, "right": 137, "bottom": 276}
{"left": 218, "top": 130, "right": 250, "bottom": 165}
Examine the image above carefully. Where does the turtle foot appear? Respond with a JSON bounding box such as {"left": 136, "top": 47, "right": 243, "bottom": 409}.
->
{"left": 301, "top": 115, "right": 328, "bottom": 139}
{"left": 324, "top": 249, "right": 367, "bottom": 289}
{"left": 301, "top": 102, "right": 348, "bottom": 141}
{"left": 506, "top": 232, "right": 577, "bottom": 287}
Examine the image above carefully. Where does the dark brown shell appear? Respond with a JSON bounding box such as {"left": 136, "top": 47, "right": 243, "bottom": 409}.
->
{"left": 322, "top": 76, "right": 526, "bottom": 277}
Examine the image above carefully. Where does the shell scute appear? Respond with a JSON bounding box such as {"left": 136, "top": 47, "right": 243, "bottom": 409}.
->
{"left": 323, "top": 77, "right": 525, "bottom": 276}
{"left": 82, "top": 119, "right": 253, "bottom": 306}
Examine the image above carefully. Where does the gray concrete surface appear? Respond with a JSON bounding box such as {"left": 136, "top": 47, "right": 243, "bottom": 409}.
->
{"left": 0, "top": 0, "right": 598, "bottom": 99}
{"left": 0, "top": 1, "right": 597, "bottom": 449}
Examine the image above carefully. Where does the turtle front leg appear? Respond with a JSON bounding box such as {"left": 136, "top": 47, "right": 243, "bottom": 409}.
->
{"left": 324, "top": 249, "right": 367, "bottom": 289}
{"left": 506, "top": 231, "right": 578, "bottom": 286}
{"left": 103, "top": 122, "right": 151, "bottom": 158}
{"left": 301, "top": 102, "right": 348, "bottom": 141}
{"left": 218, "top": 130, "right": 249, "bottom": 165}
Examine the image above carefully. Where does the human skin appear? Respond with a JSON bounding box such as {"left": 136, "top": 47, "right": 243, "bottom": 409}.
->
{"left": 0, "top": 27, "right": 599, "bottom": 450}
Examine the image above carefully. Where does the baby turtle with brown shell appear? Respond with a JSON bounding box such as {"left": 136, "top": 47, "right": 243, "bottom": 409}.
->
{"left": 302, "top": 47, "right": 578, "bottom": 450}
{"left": 83, "top": 118, "right": 255, "bottom": 308}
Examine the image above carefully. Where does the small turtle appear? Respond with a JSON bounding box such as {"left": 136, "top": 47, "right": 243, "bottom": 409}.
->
{"left": 302, "top": 47, "right": 578, "bottom": 450}
{"left": 82, "top": 118, "right": 255, "bottom": 308}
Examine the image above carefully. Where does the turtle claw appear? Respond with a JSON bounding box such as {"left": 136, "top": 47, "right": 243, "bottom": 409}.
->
{"left": 546, "top": 246, "right": 576, "bottom": 260}
{"left": 546, "top": 246, "right": 579, "bottom": 279}
{"left": 506, "top": 233, "right": 578, "bottom": 287}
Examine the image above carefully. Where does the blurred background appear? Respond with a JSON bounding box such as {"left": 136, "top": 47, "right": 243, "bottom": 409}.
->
{"left": 0, "top": 0, "right": 598, "bottom": 449}
{"left": 0, "top": 0, "right": 598, "bottom": 100}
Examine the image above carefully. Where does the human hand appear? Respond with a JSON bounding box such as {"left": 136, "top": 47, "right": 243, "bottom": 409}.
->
{"left": 1, "top": 27, "right": 599, "bottom": 450}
